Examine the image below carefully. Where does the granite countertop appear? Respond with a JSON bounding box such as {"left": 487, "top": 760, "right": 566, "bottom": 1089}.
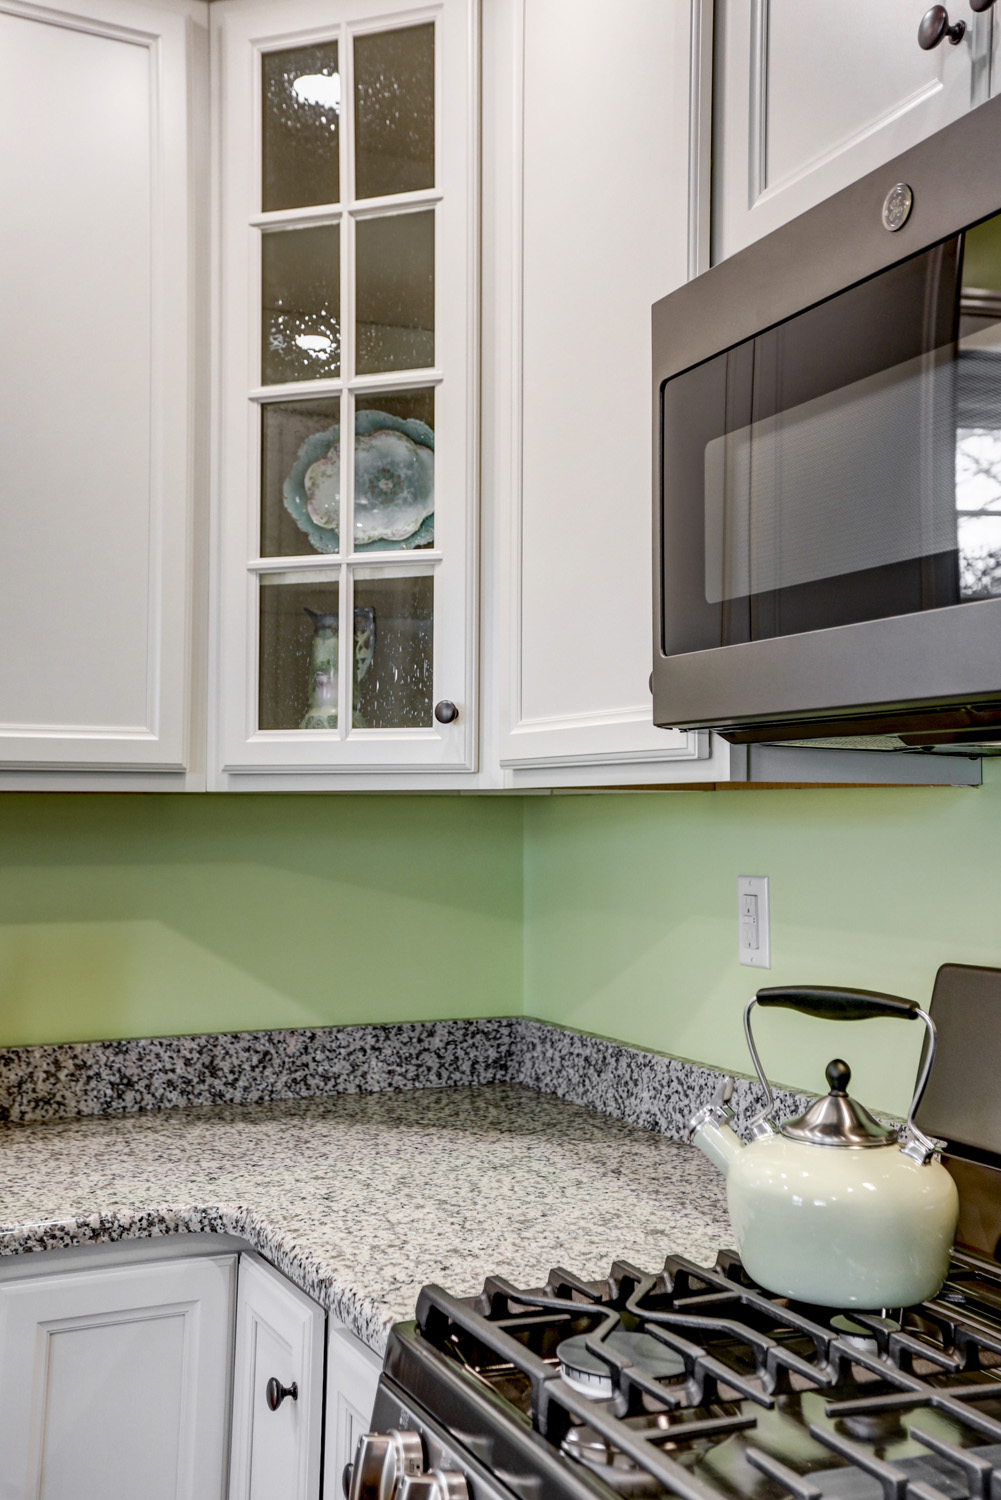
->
{"left": 0, "top": 1083, "right": 732, "bottom": 1354}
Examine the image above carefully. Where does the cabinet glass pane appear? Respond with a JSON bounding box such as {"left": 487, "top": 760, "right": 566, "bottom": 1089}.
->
{"left": 259, "top": 575, "right": 339, "bottom": 730}
{"left": 354, "top": 24, "right": 434, "bottom": 201}
{"left": 355, "top": 211, "right": 433, "bottom": 374}
{"left": 352, "top": 572, "right": 432, "bottom": 727}
{"left": 354, "top": 388, "right": 435, "bottom": 550}
{"left": 262, "top": 42, "right": 340, "bottom": 212}
{"left": 261, "top": 396, "right": 343, "bottom": 557}
{"left": 262, "top": 225, "right": 340, "bottom": 384}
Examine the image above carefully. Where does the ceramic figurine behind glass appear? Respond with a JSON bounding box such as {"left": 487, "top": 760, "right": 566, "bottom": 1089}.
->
{"left": 301, "top": 605, "right": 377, "bottom": 729}
{"left": 301, "top": 607, "right": 338, "bottom": 729}
{"left": 352, "top": 605, "right": 376, "bottom": 727}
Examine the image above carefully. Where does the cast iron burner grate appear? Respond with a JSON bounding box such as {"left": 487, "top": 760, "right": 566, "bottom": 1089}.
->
{"left": 407, "top": 1249, "right": 1001, "bottom": 1500}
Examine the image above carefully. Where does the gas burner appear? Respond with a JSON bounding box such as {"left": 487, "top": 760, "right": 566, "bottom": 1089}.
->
{"left": 557, "top": 1330, "right": 687, "bottom": 1400}
{"left": 830, "top": 1313, "right": 901, "bottom": 1355}
{"left": 560, "top": 1423, "right": 661, "bottom": 1497}
{"left": 841, "top": 1408, "right": 908, "bottom": 1444}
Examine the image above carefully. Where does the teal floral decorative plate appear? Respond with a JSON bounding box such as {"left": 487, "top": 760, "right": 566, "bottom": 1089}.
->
{"left": 282, "top": 410, "right": 434, "bottom": 554}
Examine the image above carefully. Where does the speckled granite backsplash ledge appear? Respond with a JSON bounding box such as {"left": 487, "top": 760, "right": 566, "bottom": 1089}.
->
{"left": 0, "top": 1017, "right": 810, "bottom": 1136}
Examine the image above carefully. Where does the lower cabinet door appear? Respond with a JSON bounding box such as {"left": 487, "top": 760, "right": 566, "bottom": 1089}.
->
{"left": 322, "top": 1322, "right": 382, "bottom": 1500}
{"left": 228, "top": 1255, "right": 325, "bottom": 1500}
{"left": 0, "top": 1254, "right": 236, "bottom": 1500}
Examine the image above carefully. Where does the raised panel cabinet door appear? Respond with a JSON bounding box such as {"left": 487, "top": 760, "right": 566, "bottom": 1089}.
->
{"left": 714, "top": 0, "right": 995, "bottom": 261}
{"left": 322, "top": 1321, "right": 381, "bottom": 1500}
{"left": 495, "top": 0, "right": 714, "bottom": 782}
{"left": 0, "top": 0, "right": 203, "bottom": 773}
{"left": 228, "top": 1255, "right": 324, "bottom": 1500}
{"left": 0, "top": 1254, "right": 236, "bottom": 1500}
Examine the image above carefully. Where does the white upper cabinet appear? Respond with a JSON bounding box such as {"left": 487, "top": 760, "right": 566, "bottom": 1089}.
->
{"left": 0, "top": 0, "right": 206, "bottom": 783}
{"left": 212, "top": 0, "right": 479, "bottom": 783}
{"left": 714, "top": 0, "right": 997, "bottom": 262}
{"left": 488, "top": 0, "right": 725, "bottom": 786}
{"left": 16, "top": 0, "right": 993, "bottom": 790}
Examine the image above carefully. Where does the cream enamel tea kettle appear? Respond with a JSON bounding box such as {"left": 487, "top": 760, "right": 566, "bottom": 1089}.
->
{"left": 688, "top": 986, "right": 959, "bottom": 1309}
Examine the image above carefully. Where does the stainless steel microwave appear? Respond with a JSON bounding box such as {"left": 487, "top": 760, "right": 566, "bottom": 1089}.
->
{"left": 652, "top": 93, "right": 1001, "bottom": 757}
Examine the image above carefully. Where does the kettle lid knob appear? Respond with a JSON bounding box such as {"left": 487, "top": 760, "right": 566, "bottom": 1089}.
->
{"left": 826, "top": 1059, "right": 851, "bottom": 1095}
{"left": 780, "top": 1057, "right": 897, "bottom": 1148}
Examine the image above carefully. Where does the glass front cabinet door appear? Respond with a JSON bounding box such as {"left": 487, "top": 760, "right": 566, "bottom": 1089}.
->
{"left": 213, "top": 0, "right": 478, "bottom": 780}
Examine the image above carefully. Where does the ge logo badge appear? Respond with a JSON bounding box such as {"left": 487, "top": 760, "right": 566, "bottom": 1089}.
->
{"left": 882, "top": 182, "right": 914, "bottom": 232}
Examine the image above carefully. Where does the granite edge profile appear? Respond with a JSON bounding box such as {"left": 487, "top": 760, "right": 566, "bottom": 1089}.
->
{"left": 0, "top": 1206, "right": 397, "bottom": 1352}
{"left": 0, "top": 1016, "right": 809, "bottom": 1140}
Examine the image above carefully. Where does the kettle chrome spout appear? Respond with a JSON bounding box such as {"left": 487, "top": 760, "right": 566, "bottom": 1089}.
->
{"left": 686, "top": 1076, "right": 746, "bottom": 1174}
{"left": 687, "top": 986, "right": 959, "bottom": 1309}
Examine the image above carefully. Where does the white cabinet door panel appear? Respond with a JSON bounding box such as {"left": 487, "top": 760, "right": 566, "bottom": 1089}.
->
{"left": 228, "top": 1255, "right": 324, "bottom": 1500}
{"left": 212, "top": 0, "right": 479, "bottom": 781}
{"left": 714, "top": 0, "right": 994, "bottom": 261}
{"left": 496, "top": 0, "right": 711, "bottom": 779}
{"left": 0, "top": 0, "right": 201, "bottom": 771}
{"left": 322, "top": 1321, "right": 381, "bottom": 1500}
{"left": 0, "top": 1255, "right": 235, "bottom": 1500}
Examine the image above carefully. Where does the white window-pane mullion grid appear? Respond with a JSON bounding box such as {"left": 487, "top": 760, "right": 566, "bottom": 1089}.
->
{"left": 340, "top": 23, "right": 354, "bottom": 735}
{"left": 249, "top": 15, "right": 443, "bottom": 740}
{"left": 247, "top": 22, "right": 349, "bottom": 738}
{"left": 217, "top": 0, "right": 475, "bottom": 772}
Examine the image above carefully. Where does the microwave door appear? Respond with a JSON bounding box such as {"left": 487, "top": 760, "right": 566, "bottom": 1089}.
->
{"left": 661, "top": 234, "right": 965, "bottom": 665}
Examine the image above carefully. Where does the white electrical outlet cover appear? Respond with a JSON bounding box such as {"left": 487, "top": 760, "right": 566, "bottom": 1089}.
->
{"left": 737, "top": 875, "right": 770, "bottom": 969}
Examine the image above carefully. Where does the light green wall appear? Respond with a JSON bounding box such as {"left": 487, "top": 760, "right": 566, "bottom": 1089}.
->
{"left": 522, "top": 765, "right": 1001, "bottom": 1118}
{"left": 5, "top": 774, "right": 1001, "bottom": 1120}
{"left": 0, "top": 794, "right": 522, "bottom": 1047}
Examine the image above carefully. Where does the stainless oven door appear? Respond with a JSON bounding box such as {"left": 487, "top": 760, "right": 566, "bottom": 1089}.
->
{"left": 345, "top": 1377, "right": 515, "bottom": 1500}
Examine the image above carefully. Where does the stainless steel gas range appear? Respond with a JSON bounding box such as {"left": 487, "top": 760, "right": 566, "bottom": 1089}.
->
{"left": 347, "top": 1247, "right": 1001, "bottom": 1500}
{"left": 344, "top": 964, "right": 1001, "bottom": 1500}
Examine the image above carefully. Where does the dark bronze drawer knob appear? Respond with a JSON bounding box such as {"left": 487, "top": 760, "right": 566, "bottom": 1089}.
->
{"left": 266, "top": 1377, "right": 298, "bottom": 1411}
{"left": 434, "top": 700, "right": 458, "bottom": 724}
{"left": 918, "top": 5, "right": 966, "bottom": 46}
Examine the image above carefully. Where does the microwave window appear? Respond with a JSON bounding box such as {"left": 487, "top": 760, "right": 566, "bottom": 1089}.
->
{"left": 957, "top": 215, "right": 1001, "bottom": 597}
{"left": 702, "top": 346, "right": 960, "bottom": 604}
{"left": 661, "top": 211, "right": 1001, "bottom": 656}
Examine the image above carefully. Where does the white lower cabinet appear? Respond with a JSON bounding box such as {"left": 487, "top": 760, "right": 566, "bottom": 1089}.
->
{"left": 0, "top": 1244, "right": 383, "bottom": 1500}
{"left": 0, "top": 1253, "right": 237, "bottom": 1500}
{"left": 228, "top": 1254, "right": 325, "bottom": 1500}
{"left": 322, "top": 1323, "right": 382, "bottom": 1500}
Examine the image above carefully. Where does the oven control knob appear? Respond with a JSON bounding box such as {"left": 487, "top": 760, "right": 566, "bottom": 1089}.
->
{"left": 397, "top": 1473, "right": 469, "bottom": 1500}
{"left": 346, "top": 1430, "right": 424, "bottom": 1500}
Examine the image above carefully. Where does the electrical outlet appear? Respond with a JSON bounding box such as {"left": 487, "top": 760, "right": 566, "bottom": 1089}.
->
{"left": 737, "top": 875, "right": 770, "bottom": 968}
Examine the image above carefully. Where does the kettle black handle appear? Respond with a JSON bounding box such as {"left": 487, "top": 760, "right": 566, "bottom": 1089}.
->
{"left": 755, "top": 986, "right": 919, "bottom": 1023}
{"left": 744, "top": 987, "right": 938, "bottom": 1146}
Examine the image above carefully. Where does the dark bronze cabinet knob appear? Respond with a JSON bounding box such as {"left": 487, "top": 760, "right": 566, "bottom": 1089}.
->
{"left": 970, "top": 0, "right": 996, "bottom": 12}
{"left": 265, "top": 1376, "right": 298, "bottom": 1411}
{"left": 918, "top": 5, "right": 966, "bottom": 47}
{"left": 434, "top": 700, "right": 458, "bottom": 724}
